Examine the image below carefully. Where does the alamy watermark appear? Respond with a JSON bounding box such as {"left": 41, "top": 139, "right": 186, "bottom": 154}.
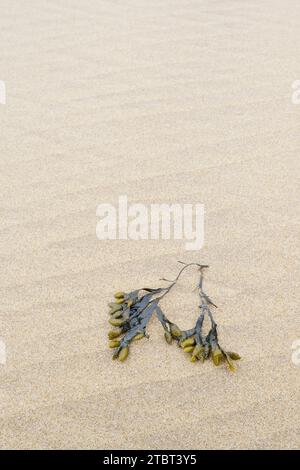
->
{"left": 291, "top": 339, "right": 300, "bottom": 366}
{"left": 96, "top": 196, "right": 204, "bottom": 251}
{"left": 291, "top": 80, "right": 300, "bottom": 104}
{"left": 0, "top": 80, "right": 6, "bottom": 104}
{"left": 0, "top": 338, "right": 6, "bottom": 365}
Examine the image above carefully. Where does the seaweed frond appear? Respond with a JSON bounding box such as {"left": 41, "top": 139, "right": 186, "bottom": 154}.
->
{"left": 107, "top": 262, "right": 240, "bottom": 372}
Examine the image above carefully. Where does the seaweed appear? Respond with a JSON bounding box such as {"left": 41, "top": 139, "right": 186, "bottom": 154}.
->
{"left": 107, "top": 262, "right": 240, "bottom": 371}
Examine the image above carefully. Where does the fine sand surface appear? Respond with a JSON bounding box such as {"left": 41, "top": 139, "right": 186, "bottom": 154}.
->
{"left": 0, "top": 0, "right": 299, "bottom": 449}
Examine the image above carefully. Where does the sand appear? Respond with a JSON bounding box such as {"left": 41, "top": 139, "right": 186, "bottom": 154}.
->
{"left": 0, "top": 0, "right": 299, "bottom": 449}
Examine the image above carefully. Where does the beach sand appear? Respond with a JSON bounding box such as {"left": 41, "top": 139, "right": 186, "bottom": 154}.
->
{"left": 0, "top": 0, "right": 299, "bottom": 449}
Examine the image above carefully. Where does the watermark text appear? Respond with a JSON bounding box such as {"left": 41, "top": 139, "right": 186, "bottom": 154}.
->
{"left": 96, "top": 196, "right": 204, "bottom": 251}
{"left": 291, "top": 80, "right": 300, "bottom": 104}
{"left": 0, "top": 80, "right": 6, "bottom": 104}
{"left": 0, "top": 339, "right": 6, "bottom": 365}
{"left": 291, "top": 339, "right": 300, "bottom": 366}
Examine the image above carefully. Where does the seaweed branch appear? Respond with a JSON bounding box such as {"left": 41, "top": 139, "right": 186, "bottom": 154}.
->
{"left": 107, "top": 262, "right": 240, "bottom": 371}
